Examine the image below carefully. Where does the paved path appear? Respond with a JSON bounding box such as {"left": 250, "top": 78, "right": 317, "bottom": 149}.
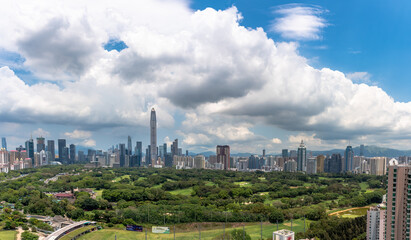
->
{"left": 16, "top": 227, "right": 23, "bottom": 240}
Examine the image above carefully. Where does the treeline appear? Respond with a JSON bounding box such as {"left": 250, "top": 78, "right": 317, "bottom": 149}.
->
{"left": 297, "top": 216, "right": 366, "bottom": 240}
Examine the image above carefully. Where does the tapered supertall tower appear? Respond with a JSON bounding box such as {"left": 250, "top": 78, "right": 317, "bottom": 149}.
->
{"left": 150, "top": 108, "right": 157, "bottom": 164}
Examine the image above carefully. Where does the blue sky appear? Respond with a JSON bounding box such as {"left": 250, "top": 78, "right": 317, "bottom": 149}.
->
{"left": 1, "top": 0, "right": 411, "bottom": 153}
{"left": 192, "top": 0, "right": 411, "bottom": 101}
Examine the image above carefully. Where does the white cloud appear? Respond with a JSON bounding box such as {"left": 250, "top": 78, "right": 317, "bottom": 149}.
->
{"left": 81, "top": 139, "right": 96, "bottom": 147}
{"left": 271, "top": 138, "right": 282, "bottom": 144}
{"left": 64, "top": 130, "right": 92, "bottom": 139}
{"left": 33, "top": 128, "right": 50, "bottom": 138}
{"left": 270, "top": 4, "right": 328, "bottom": 40}
{"left": 1, "top": 1, "right": 411, "bottom": 152}
{"left": 346, "top": 72, "right": 372, "bottom": 84}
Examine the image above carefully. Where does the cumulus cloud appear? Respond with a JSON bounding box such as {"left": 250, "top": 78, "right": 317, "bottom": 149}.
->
{"left": 270, "top": 4, "right": 328, "bottom": 40}
{"left": 64, "top": 130, "right": 92, "bottom": 139}
{"left": 272, "top": 138, "right": 282, "bottom": 144}
{"left": 33, "top": 128, "right": 50, "bottom": 138}
{"left": 1, "top": 1, "right": 411, "bottom": 152}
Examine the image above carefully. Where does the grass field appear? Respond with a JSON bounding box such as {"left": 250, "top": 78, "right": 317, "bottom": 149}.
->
{"left": 0, "top": 230, "right": 16, "bottom": 240}
{"left": 77, "top": 220, "right": 310, "bottom": 240}
{"left": 332, "top": 206, "right": 370, "bottom": 218}
{"left": 112, "top": 175, "right": 130, "bottom": 182}
{"left": 94, "top": 189, "right": 103, "bottom": 200}
{"left": 233, "top": 181, "right": 252, "bottom": 187}
{"left": 169, "top": 188, "right": 193, "bottom": 196}
{"left": 359, "top": 182, "right": 369, "bottom": 191}
{"left": 205, "top": 181, "right": 215, "bottom": 186}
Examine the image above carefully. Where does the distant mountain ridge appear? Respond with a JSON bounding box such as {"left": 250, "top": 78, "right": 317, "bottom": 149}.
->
{"left": 192, "top": 145, "right": 411, "bottom": 158}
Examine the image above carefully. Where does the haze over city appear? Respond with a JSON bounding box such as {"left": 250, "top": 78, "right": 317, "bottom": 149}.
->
{"left": 1, "top": 0, "right": 411, "bottom": 153}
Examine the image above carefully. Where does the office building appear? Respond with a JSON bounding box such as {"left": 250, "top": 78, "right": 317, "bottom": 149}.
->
{"left": 345, "top": 145, "right": 354, "bottom": 172}
{"left": 58, "top": 139, "right": 66, "bottom": 163}
{"left": 25, "top": 138, "right": 34, "bottom": 165}
{"left": 281, "top": 149, "right": 288, "bottom": 158}
{"left": 386, "top": 164, "right": 411, "bottom": 240}
{"left": 37, "top": 137, "right": 45, "bottom": 153}
{"left": 119, "top": 144, "right": 126, "bottom": 167}
{"left": 47, "top": 140, "right": 55, "bottom": 162}
{"left": 306, "top": 157, "right": 317, "bottom": 174}
{"left": 284, "top": 159, "right": 297, "bottom": 172}
{"left": 194, "top": 155, "right": 205, "bottom": 169}
{"left": 69, "top": 144, "right": 76, "bottom": 164}
{"left": 127, "top": 136, "right": 132, "bottom": 156}
{"left": 216, "top": 145, "right": 230, "bottom": 170}
{"left": 360, "top": 144, "right": 365, "bottom": 156}
{"left": 297, "top": 140, "right": 307, "bottom": 172}
{"left": 150, "top": 108, "right": 157, "bottom": 163}
{"left": 366, "top": 207, "right": 385, "bottom": 240}
{"left": 135, "top": 141, "right": 142, "bottom": 165}
{"left": 1, "top": 137, "right": 6, "bottom": 150}
{"left": 316, "top": 155, "right": 325, "bottom": 173}
{"left": 370, "top": 157, "right": 387, "bottom": 176}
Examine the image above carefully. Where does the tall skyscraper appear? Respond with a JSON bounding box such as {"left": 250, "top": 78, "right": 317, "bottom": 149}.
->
{"left": 47, "top": 140, "right": 55, "bottom": 162}
{"left": 171, "top": 139, "right": 178, "bottom": 157}
{"left": 37, "top": 137, "right": 45, "bottom": 153}
{"left": 135, "top": 141, "right": 142, "bottom": 165}
{"left": 150, "top": 108, "right": 157, "bottom": 163}
{"left": 316, "top": 155, "right": 325, "bottom": 173}
{"left": 281, "top": 149, "right": 288, "bottom": 158}
{"left": 360, "top": 144, "right": 365, "bottom": 156}
{"left": 69, "top": 144, "right": 76, "bottom": 164}
{"left": 1, "top": 137, "right": 7, "bottom": 150}
{"left": 163, "top": 143, "right": 167, "bottom": 158}
{"left": 127, "top": 136, "right": 132, "bottom": 156}
{"left": 216, "top": 145, "right": 230, "bottom": 170}
{"left": 25, "top": 138, "right": 34, "bottom": 165}
{"left": 297, "top": 140, "right": 306, "bottom": 172}
{"left": 344, "top": 145, "right": 354, "bottom": 172}
{"left": 327, "top": 153, "right": 342, "bottom": 173}
{"left": 386, "top": 164, "right": 411, "bottom": 240}
{"left": 58, "top": 139, "right": 66, "bottom": 163}
{"left": 119, "top": 144, "right": 126, "bottom": 167}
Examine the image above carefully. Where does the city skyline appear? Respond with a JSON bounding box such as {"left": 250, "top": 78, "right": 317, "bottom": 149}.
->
{"left": 2, "top": 1, "right": 411, "bottom": 153}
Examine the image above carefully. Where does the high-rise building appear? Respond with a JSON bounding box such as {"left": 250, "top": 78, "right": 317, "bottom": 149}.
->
{"left": 58, "top": 139, "right": 66, "bottom": 163}
{"left": 216, "top": 145, "right": 230, "bottom": 170}
{"left": 297, "top": 140, "right": 306, "bottom": 172}
{"left": 329, "top": 153, "right": 342, "bottom": 173}
{"left": 150, "top": 108, "right": 157, "bottom": 164}
{"left": 281, "top": 149, "right": 288, "bottom": 158}
{"left": 273, "top": 229, "right": 294, "bottom": 240}
{"left": 62, "top": 147, "right": 69, "bottom": 164}
{"left": 370, "top": 157, "right": 387, "bottom": 176}
{"left": 36, "top": 137, "right": 45, "bottom": 153}
{"left": 25, "top": 138, "right": 34, "bottom": 165}
{"left": 366, "top": 207, "right": 385, "bottom": 240}
{"left": 78, "top": 151, "right": 85, "bottom": 162}
{"left": 47, "top": 140, "right": 55, "bottom": 162}
{"left": 69, "top": 144, "right": 76, "bottom": 164}
{"left": 194, "top": 155, "right": 205, "bottom": 169}
{"left": 127, "top": 136, "right": 132, "bottom": 156}
{"left": 119, "top": 144, "right": 126, "bottom": 167}
{"left": 1, "top": 137, "right": 6, "bottom": 150}
{"left": 262, "top": 149, "right": 266, "bottom": 157}
{"left": 171, "top": 139, "right": 178, "bottom": 157}
{"left": 386, "top": 164, "right": 411, "bottom": 240}
{"left": 360, "top": 144, "right": 365, "bottom": 156}
{"left": 284, "top": 159, "right": 297, "bottom": 172}
{"left": 316, "top": 155, "right": 325, "bottom": 173}
{"left": 344, "top": 145, "right": 354, "bottom": 172}
{"left": 306, "top": 157, "right": 317, "bottom": 174}
{"left": 135, "top": 141, "right": 142, "bottom": 165}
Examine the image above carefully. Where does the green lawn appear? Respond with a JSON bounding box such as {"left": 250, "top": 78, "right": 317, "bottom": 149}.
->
{"left": 0, "top": 230, "right": 17, "bottom": 240}
{"left": 61, "top": 225, "right": 97, "bottom": 240}
{"left": 112, "top": 175, "right": 130, "bottom": 182}
{"left": 233, "top": 181, "right": 252, "bottom": 187}
{"left": 77, "top": 220, "right": 310, "bottom": 240}
{"left": 94, "top": 189, "right": 103, "bottom": 200}
{"left": 169, "top": 188, "right": 193, "bottom": 196}
{"left": 205, "top": 181, "right": 215, "bottom": 186}
{"left": 359, "top": 182, "right": 369, "bottom": 191}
